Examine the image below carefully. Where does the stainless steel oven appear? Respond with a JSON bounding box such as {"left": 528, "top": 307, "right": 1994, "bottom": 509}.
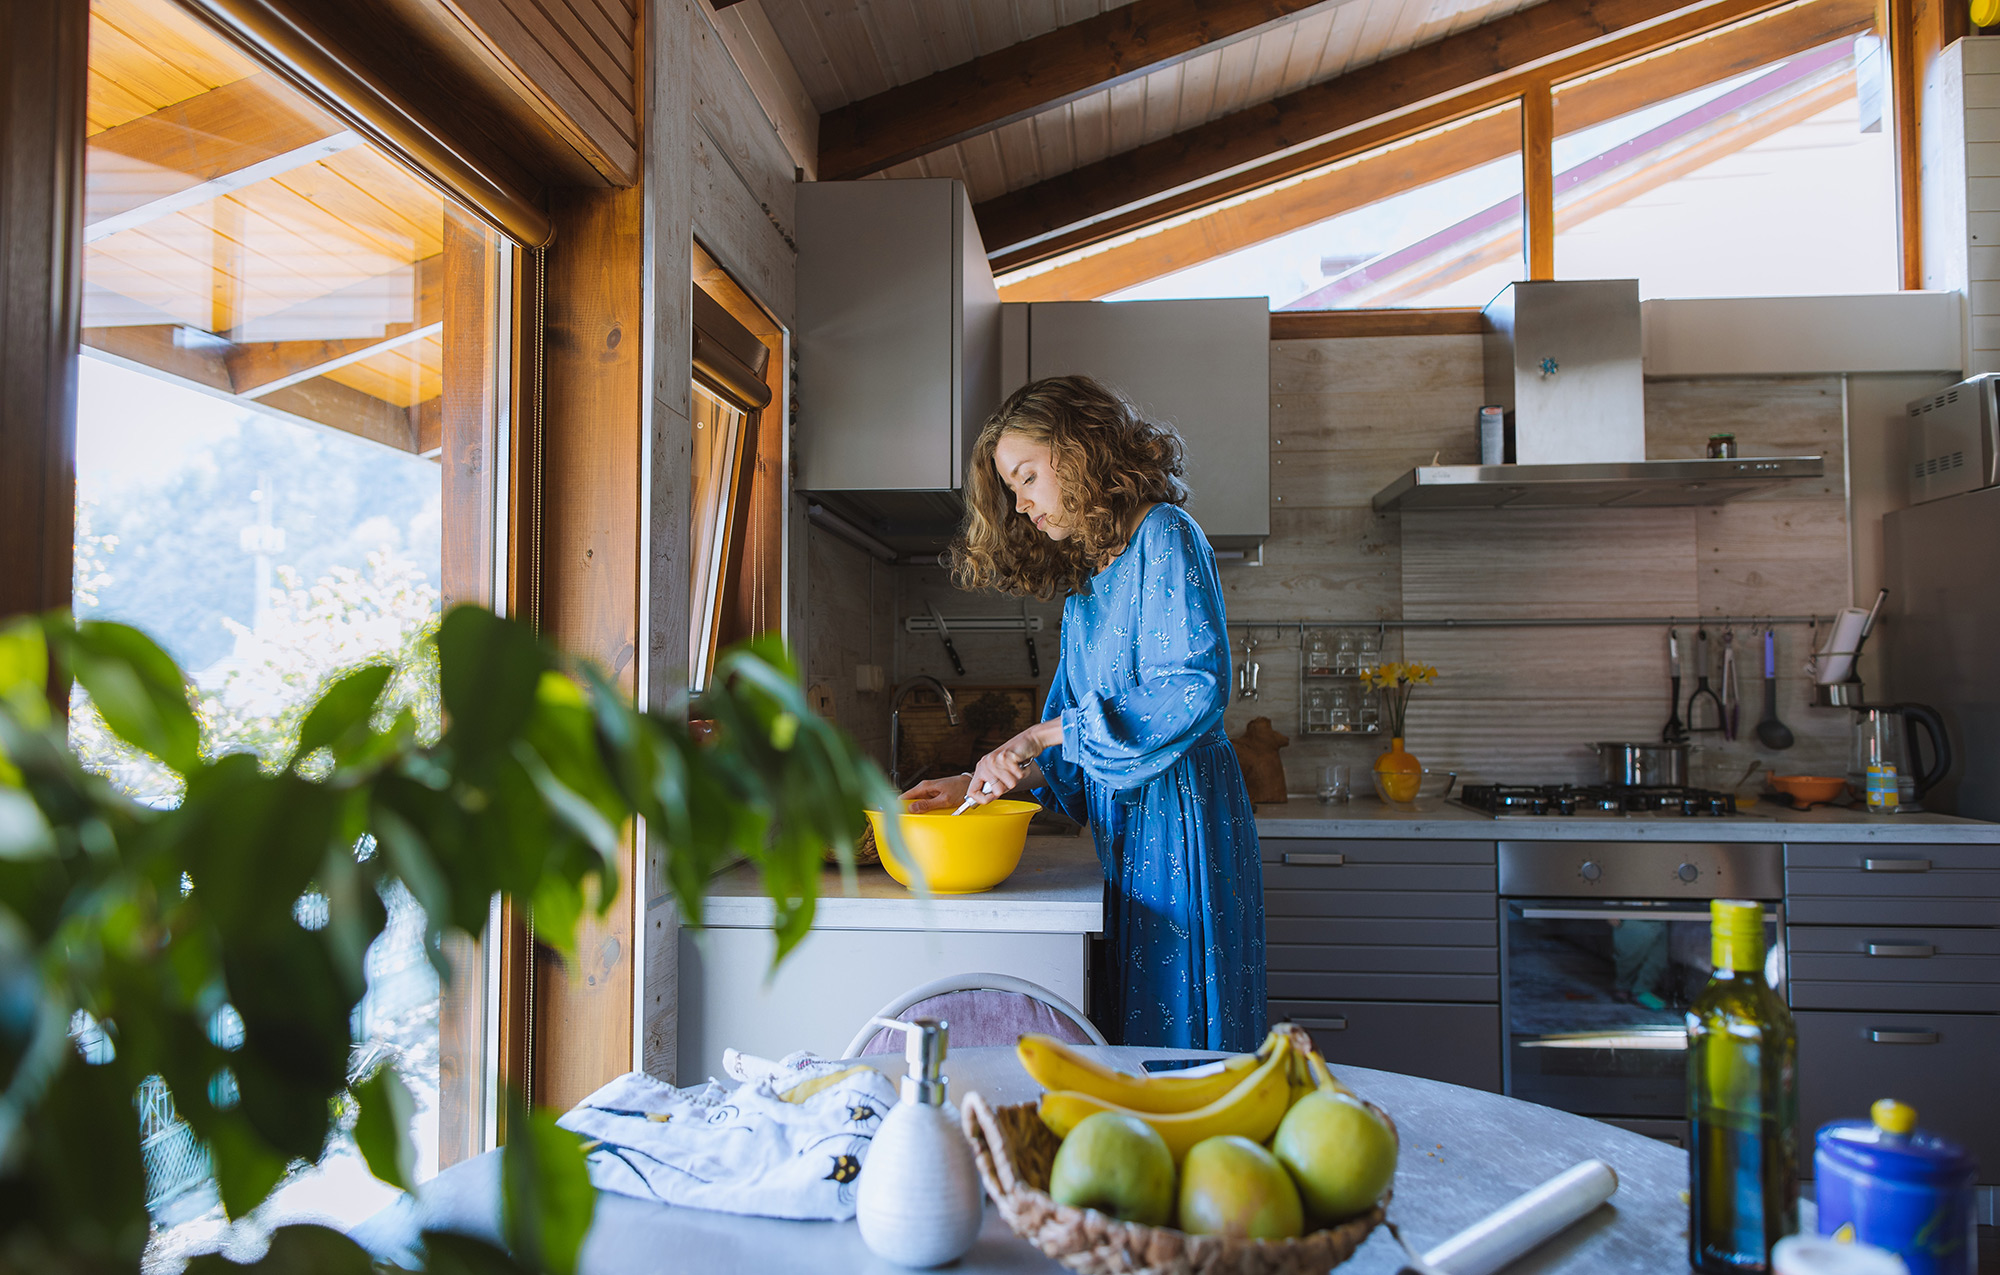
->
{"left": 1499, "top": 840, "right": 1784, "bottom": 1144}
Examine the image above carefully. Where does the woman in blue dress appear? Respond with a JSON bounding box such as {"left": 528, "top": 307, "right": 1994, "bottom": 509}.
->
{"left": 902, "top": 376, "right": 1267, "bottom": 1052}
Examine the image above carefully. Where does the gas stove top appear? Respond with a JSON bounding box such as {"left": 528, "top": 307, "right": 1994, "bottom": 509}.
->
{"left": 1457, "top": 783, "right": 1741, "bottom": 818}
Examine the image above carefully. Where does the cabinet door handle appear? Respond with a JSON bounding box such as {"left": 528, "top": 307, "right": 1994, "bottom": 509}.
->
{"left": 1282, "top": 853, "right": 1345, "bottom": 867}
{"left": 1294, "top": 1017, "right": 1347, "bottom": 1031}
{"left": 1862, "top": 858, "right": 1932, "bottom": 873}
{"left": 1866, "top": 943, "right": 1936, "bottom": 958}
{"left": 1870, "top": 1029, "right": 1940, "bottom": 1044}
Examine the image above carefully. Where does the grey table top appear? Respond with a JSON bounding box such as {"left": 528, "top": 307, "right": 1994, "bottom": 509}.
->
{"left": 1256, "top": 797, "right": 2000, "bottom": 843}
{"left": 354, "top": 1046, "right": 1691, "bottom": 1274}
{"left": 701, "top": 835, "right": 1105, "bottom": 934}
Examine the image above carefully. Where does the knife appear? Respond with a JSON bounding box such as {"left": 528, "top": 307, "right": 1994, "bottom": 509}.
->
{"left": 1022, "top": 600, "right": 1040, "bottom": 677}
{"left": 926, "top": 600, "right": 966, "bottom": 677}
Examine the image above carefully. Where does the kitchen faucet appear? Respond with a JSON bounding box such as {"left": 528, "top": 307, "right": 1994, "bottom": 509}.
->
{"left": 890, "top": 675, "right": 958, "bottom": 788}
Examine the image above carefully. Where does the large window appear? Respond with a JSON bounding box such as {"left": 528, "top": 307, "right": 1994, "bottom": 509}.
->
{"left": 76, "top": 0, "right": 511, "bottom": 1256}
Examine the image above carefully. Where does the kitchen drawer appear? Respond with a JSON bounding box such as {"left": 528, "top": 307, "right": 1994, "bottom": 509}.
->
{"left": 1787, "top": 925, "right": 2000, "bottom": 1012}
{"left": 1270, "top": 998, "right": 1500, "bottom": 1092}
{"left": 1263, "top": 888, "right": 1494, "bottom": 921}
{"left": 1785, "top": 843, "right": 2000, "bottom": 926}
{"left": 1271, "top": 969, "right": 1499, "bottom": 1001}
{"left": 1261, "top": 838, "right": 1496, "bottom": 866}
{"left": 1263, "top": 861, "right": 1496, "bottom": 894}
{"left": 1267, "top": 916, "right": 1495, "bottom": 947}
{"left": 1796, "top": 1010, "right": 2000, "bottom": 1183}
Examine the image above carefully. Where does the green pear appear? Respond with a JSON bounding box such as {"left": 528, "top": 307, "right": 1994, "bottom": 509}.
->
{"left": 1177, "top": 1135, "right": 1304, "bottom": 1240}
{"left": 1049, "top": 1112, "right": 1176, "bottom": 1226}
{"left": 1272, "top": 1090, "right": 1398, "bottom": 1224}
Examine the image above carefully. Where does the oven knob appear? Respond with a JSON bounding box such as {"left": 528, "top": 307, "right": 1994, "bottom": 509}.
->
{"left": 1579, "top": 861, "right": 1602, "bottom": 882}
{"left": 1677, "top": 862, "right": 1700, "bottom": 883}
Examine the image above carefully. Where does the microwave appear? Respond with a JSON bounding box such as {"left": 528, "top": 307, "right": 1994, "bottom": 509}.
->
{"left": 1905, "top": 374, "right": 2000, "bottom": 505}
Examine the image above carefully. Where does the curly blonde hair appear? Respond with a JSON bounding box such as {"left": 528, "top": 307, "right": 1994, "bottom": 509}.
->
{"left": 950, "top": 376, "right": 1188, "bottom": 599}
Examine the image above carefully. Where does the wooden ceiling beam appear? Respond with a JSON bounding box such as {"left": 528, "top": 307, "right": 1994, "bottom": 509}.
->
{"left": 978, "top": 0, "right": 1833, "bottom": 260}
{"left": 227, "top": 255, "right": 445, "bottom": 397}
{"left": 1000, "top": 0, "right": 1872, "bottom": 300}
{"left": 85, "top": 73, "right": 356, "bottom": 241}
{"left": 817, "top": 0, "right": 1332, "bottom": 181}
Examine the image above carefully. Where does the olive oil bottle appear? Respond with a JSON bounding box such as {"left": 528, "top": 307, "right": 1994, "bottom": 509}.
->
{"left": 1688, "top": 898, "right": 1798, "bottom": 1273}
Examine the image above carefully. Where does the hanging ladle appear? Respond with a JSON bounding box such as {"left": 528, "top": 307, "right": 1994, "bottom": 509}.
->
{"left": 1755, "top": 625, "right": 1795, "bottom": 751}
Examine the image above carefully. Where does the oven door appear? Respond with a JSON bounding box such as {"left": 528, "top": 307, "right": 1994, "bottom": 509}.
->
{"left": 1501, "top": 899, "right": 1783, "bottom": 1130}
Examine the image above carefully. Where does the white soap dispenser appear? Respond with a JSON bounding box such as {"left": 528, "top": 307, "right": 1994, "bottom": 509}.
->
{"left": 855, "top": 1015, "right": 984, "bottom": 1268}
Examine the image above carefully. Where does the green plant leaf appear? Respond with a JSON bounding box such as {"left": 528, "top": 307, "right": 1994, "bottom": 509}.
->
{"left": 291, "top": 664, "right": 394, "bottom": 767}
{"left": 0, "top": 789, "right": 54, "bottom": 860}
{"left": 0, "top": 618, "right": 50, "bottom": 730}
{"left": 436, "top": 606, "right": 547, "bottom": 777}
{"left": 420, "top": 1230, "right": 538, "bottom": 1275}
{"left": 501, "top": 1091, "right": 595, "bottom": 1275}
{"left": 61, "top": 619, "right": 201, "bottom": 774}
{"left": 207, "top": 1113, "right": 291, "bottom": 1219}
{"left": 184, "top": 1224, "right": 377, "bottom": 1273}
{"left": 351, "top": 1064, "right": 416, "bottom": 1191}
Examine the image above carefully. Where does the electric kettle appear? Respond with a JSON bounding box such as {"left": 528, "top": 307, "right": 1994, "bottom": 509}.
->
{"left": 1846, "top": 703, "right": 1951, "bottom": 811}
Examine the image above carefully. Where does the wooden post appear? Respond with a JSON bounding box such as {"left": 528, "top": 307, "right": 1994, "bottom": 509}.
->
{"left": 0, "top": 0, "right": 86, "bottom": 631}
{"left": 1523, "top": 80, "right": 1557, "bottom": 281}
{"left": 1888, "top": 0, "right": 1924, "bottom": 288}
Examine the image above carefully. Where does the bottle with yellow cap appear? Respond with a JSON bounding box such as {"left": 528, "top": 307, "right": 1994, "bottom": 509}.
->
{"left": 1689, "top": 898, "right": 1799, "bottom": 1273}
{"left": 1814, "top": 1098, "right": 1977, "bottom": 1275}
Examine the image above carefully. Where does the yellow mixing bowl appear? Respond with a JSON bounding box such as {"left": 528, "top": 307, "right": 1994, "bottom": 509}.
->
{"left": 865, "top": 799, "right": 1039, "bottom": 894}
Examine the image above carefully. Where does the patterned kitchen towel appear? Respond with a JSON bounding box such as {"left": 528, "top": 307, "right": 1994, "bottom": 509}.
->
{"left": 556, "top": 1060, "right": 898, "bottom": 1221}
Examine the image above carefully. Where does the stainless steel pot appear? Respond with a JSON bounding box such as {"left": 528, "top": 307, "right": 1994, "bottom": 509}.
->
{"left": 1592, "top": 741, "right": 1689, "bottom": 787}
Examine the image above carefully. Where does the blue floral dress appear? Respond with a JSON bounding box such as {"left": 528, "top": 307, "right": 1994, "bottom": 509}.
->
{"left": 1032, "top": 503, "right": 1267, "bottom": 1052}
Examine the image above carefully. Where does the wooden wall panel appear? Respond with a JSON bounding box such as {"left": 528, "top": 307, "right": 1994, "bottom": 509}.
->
{"left": 533, "top": 180, "right": 644, "bottom": 1113}
{"left": 0, "top": 0, "right": 86, "bottom": 628}
{"left": 805, "top": 527, "right": 895, "bottom": 769}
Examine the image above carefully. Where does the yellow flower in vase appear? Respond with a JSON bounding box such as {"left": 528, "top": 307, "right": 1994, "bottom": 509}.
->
{"left": 1370, "top": 661, "right": 1440, "bottom": 804}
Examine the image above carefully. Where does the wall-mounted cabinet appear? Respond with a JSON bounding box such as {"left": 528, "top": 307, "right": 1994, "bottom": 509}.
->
{"left": 796, "top": 179, "right": 999, "bottom": 551}
{"left": 1003, "top": 298, "right": 1271, "bottom": 551}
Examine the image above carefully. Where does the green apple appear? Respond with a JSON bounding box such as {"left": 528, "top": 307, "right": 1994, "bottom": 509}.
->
{"left": 1177, "top": 1135, "right": 1304, "bottom": 1240}
{"left": 1272, "top": 1090, "right": 1398, "bottom": 1224}
{"left": 1048, "top": 1112, "right": 1176, "bottom": 1226}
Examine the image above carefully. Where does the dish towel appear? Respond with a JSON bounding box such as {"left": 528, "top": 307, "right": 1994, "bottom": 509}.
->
{"left": 556, "top": 1053, "right": 899, "bottom": 1221}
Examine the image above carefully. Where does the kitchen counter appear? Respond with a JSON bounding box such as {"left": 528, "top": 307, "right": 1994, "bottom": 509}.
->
{"left": 700, "top": 834, "right": 1104, "bottom": 933}
{"left": 679, "top": 836, "right": 1104, "bottom": 1081}
{"left": 1256, "top": 797, "right": 2000, "bottom": 843}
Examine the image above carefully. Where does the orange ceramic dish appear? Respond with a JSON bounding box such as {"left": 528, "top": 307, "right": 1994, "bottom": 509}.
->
{"left": 1769, "top": 774, "right": 1848, "bottom": 805}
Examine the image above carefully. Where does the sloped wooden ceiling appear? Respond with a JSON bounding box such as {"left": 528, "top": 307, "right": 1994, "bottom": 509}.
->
{"left": 750, "top": 0, "right": 1860, "bottom": 277}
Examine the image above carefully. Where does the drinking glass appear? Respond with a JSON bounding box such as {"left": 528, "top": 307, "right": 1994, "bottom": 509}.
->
{"left": 1318, "top": 764, "right": 1352, "bottom": 804}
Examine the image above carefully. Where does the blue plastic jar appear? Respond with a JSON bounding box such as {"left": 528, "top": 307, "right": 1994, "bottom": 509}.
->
{"left": 1816, "top": 1100, "right": 1977, "bottom": 1275}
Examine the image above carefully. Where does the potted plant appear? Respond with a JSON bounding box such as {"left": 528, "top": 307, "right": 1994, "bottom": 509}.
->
{"left": 0, "top": 605, "right": 900, "bottom": 1273}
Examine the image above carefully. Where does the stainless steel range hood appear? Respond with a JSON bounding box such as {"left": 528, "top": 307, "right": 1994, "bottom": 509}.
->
{"left": 1371, "top": 280, "right": 1826, "bottom": 512}
{"left": 1373, "top": 456, "right": 1826, "bottom": 511}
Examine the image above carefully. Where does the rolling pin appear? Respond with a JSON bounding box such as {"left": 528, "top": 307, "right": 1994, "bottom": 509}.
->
{"left": 1395, "top": 1159, "right": 1620, "bottom": 1275}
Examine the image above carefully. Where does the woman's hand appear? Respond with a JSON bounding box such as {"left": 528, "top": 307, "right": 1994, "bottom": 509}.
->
{"left": 967, "top": 718, "right": 1064, "bottom": 807}
{"left": 901, "top": 772, "right": 971, "bottom": 814}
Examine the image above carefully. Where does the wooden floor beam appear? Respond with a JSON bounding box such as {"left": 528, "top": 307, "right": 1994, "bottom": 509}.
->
{"left": 817, "top": 0, "right": 1331, "bottom": 181}
{"left": 992, "top": 0, "right": 1875, "bottom": 287}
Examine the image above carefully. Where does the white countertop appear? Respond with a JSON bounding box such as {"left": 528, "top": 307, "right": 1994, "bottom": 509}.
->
{"left": 700, "top": 834, "right": 1104, "bottom": 934}
{"left": 1255, "top": 796, "right": 2000, "bottom": 843}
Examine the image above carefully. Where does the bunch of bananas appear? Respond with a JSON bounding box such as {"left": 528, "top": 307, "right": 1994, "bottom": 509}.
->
{"left": 1022, "top": 1023, "right": 1351, "bottom": 1162}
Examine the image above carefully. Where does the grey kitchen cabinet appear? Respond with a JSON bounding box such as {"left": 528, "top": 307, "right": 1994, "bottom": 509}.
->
{"left": 1783, "top": 842, "right": 2000, "bottom": 926}
{"left": 796, "top": 179, "right": 999, "bottom": 507}
{"left": 1001, "top": 297, "right": 1270, "bottom": 550}
{"left": 1269, "top": 998, "right": 1502, "bottom": 1092}
{"left": 1263, "top": 839, "right": 1501, "bottom": 1089}
{"left": 1783, "top": 841, "right": 2000, "bottom": 1184}
{"left": 1786, "top": 924, "right": 2000, "bottom": 1012}
{"left": 1796, "top": 1010, "right": 2000, "bottom": 1176}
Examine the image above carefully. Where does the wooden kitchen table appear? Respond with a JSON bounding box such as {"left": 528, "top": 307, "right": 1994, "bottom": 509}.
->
{"left": 352, "top": 1047, "right": 1691, "bottom": 1273}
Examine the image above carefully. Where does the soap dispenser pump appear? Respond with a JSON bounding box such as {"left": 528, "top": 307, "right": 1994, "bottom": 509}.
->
{"left": 855, "top": 1016, "right": 983, "bottom": 1268}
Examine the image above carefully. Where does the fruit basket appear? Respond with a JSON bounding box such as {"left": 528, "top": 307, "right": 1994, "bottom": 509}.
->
{"left": 962, "top": 1091, "right": 1389, "bottom": 1275}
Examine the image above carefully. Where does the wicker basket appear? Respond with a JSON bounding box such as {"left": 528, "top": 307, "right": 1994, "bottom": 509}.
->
{"left": 962, "top": 1092, "right": 1388, "bottom": 1275}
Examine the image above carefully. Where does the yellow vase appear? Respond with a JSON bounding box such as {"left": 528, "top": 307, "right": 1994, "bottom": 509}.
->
{"left": 1373, "top": 737, "right": 1423, "bottom": 803}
